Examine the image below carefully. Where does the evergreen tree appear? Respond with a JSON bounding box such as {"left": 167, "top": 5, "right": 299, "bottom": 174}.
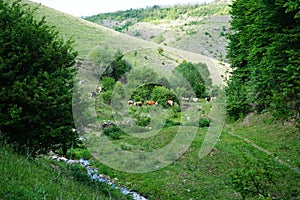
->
{"left": 0, "top": 0, "right": 78, "bottom": 155}
{"left": 226, "top": 0, "right": 300, "bottom": 121}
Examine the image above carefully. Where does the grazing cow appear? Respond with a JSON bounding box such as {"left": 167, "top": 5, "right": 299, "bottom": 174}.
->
{"left": 205, "top": 97, "right": 211, "bottom": 102}
{"left": 128, "top": 100, "right": 134, "bottom": 106}
{"left": 134, "top": 101, "right": 143, "bottom": 106}
{"left": 146, "top": 100, "right": 158, "bottom": 106}
{"left": 192, "top": 98, "right": 198, "bottom": 103}
{"left": 96, "top": 86, "right": 102, "bottom": 94}
{"left": 79, "top": 79, "right": 85, "bottom": 84}
{"left": 182, "top": 97, "right": 190, "bottom": 102}
{"left": 167, "top": 100, "right": 174, "bottom": 106}
{"left": 88, "top": 92, "right": 96, "bottom": 98}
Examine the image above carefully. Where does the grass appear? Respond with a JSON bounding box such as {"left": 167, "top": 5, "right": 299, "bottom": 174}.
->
{"left": 81, "top": 102, "right": 300, "bottom": 199}
{"left": 0, "top": 143, "right": 130, "bottom": 200}
{"left": 84, "top": 119, "right": 299, "bottom": 199}
{"left": 228, "top": 112, "right": 300, "bottom": 169}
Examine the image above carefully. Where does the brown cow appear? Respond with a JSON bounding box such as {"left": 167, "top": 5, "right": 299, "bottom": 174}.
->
{"left": 146, "top": 100, "right": 158, "bottom": 106}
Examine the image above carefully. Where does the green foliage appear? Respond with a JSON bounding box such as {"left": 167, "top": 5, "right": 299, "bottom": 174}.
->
{"left": 126, "top": 67, "right": 159, "bottom": 97}
{"left": 136, "top": 116, "right": 151, "bottom": 127}
{"left": 226, "top": 156, "right": 286, "bottom": 200}
{"left": 198, "top": 118, "right": 211, "bottom": 127}
{"left": 67, "top": 147, "right": 92, "bottom": 160}
{"left": 151, "top": 86, "right": 177, "bottom": 107}
{"left": 101, "top": 90, "right": 113, "bottom": 105}
{"left": 84, "top": 2, "right": 230, "bottom": 27}
{"left": 226, "top": 0, "right": 300, "bottom": 122}
{"left": 154, "top": 35, "right": 165, "bottom": 44}
{"left": 114, "top": 21, "right": 134, "bottom": 32}
{"left": 103, "top": 125, "right": 124, "bottom": 140}
{"left": 163, "top": 119, "right": 181, "bottom": 128}
{"left": 102, "top": 50, "right": 132, "bottom": 81}
{"left": 0, "top": 143, "right": 128, "bottom": 200}
{"left": 101, "top": 76, "right": 116, "bottom": 91}
{"left": 194, "top": 62, "right": 212, "bottom": 90}
{"left": 0, "top": 0, "right": 78, "bottom": 156}
{"left": 173, "top": 62, "right": 206, "bottom": 98}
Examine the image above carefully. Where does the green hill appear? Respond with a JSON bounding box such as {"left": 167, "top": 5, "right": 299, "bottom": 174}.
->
{"left": 24, "top": 0, "right": 229, "bottom": 87}
{"left": 84, "top": 0, "right": 231, "bottom": 61}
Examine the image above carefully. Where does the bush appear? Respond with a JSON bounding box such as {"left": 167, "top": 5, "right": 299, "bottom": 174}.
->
{"left": 164, "top": 119, "right": 181, "bottom": 128}
{"left": 0, "top": 0, "right": 78, "bottom": 156}
{"left": 67, "top": 147, "right": 92, "bottom": 160}
{"left": 226, "top": 156, "right": 286, "bottom": 199}
{"left": 103, "top": 125, "right": 124, "bottom": 140}
{"left": 136, "top": 116, "right": 151, "bottom": 127}
{"left": 198, "top": 118, "right": 211, "bottom": 127}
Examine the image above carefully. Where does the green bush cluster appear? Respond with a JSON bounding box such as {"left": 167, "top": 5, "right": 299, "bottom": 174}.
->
{"left": 163, "top": 119, "right": 181, "bottom": 128}
{"left": 136, "top": 116, "right": 151, "bottom": 127}
{"left": 198, "top": 118, "right": 211, "bottom": 127}
{"left": 103, "top": 125, "right": 125, "bottom": 140}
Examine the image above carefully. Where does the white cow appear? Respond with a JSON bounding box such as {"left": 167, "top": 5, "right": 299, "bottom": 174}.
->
{"left": 192, "top": 98, "right": 198, "bottom": 103}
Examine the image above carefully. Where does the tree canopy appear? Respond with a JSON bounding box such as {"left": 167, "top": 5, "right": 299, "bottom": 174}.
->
{"left": 226, "top": 0, "right": 300, "bottom": 122}
{"left": 0, "top": 0, "right": 78, "bottom": 155}
{"left": 173, "top": 62, "right": 206, "bottom": 98}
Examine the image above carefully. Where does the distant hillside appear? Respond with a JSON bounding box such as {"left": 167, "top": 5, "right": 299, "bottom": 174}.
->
{"left": 84, "top": 0, "right": 232, "bottom": 61}
{"left": 25, "top": 0, "right": 230, "bottom": 86}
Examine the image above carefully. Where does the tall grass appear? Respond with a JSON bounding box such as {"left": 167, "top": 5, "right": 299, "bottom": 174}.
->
{"left": 0, "top": 143, "right": 129, "bottom": 200}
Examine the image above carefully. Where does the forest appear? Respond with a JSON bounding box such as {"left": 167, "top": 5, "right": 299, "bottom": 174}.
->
{"left": 226, "top": 0, "right": 300, "bottom": 125}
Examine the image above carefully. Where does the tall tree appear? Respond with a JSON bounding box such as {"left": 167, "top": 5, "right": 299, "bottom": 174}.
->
{"left": 226, "top": 0, "right": 300, "bottom": 121}
{"left": 173, "top": 62, "right": 206, "bottom": 98}
{"left": 0, "top": 0, "right": 78, "bottom": 155}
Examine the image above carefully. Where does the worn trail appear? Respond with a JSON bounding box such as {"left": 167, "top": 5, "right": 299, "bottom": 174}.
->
{"left": 227, "top": 127, "right": 300, "bottom": 175}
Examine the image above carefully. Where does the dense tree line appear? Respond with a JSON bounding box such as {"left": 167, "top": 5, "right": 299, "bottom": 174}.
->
{"left": 0, "top": 0, "right": 78, "bottom": 155}
{"left": 226, "top": 0, "right": 300, "bottom": 123}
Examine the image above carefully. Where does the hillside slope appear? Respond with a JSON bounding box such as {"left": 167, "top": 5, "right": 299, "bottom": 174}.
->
{"left": 84, "top": 0, "right": 231, "bottom": 61}
{"left": 26, "top": 0, "right": 229, "bottom": 86}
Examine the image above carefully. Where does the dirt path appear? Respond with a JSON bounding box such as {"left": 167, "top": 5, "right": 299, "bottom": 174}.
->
{"left": 227, "top": 126, "right": 300, "bottom": 175}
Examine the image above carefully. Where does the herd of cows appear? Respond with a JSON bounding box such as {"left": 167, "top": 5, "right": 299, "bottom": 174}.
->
{"left": 127, "top": 99, "right": 173, "bottom": 107}
{"left": 84, "top": 81, "right": 215, "bottom": 107}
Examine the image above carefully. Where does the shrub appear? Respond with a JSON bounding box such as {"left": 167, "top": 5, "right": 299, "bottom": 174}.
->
{"left": 67, "top": 148, "right": 92, "bottom": 160}
{"left": 164, "top": 119, "right": 181, "bottom": 128}
{"left": 0, "top": 0, "right": 78, "bottom": 156}
{"left": 103, "top": 125, "right": 124, "bottom": 140}
{"left": 226, "top": 156, "right": 286, "bottom": 199}
{"left": 136, "top": 116, "right": 151, "bottom": 127}
{"left": 198, "top": 118, "right": 211, "bottom": 127}
{"left": 158, "top": 47, "right": 164, "bottom": 54}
